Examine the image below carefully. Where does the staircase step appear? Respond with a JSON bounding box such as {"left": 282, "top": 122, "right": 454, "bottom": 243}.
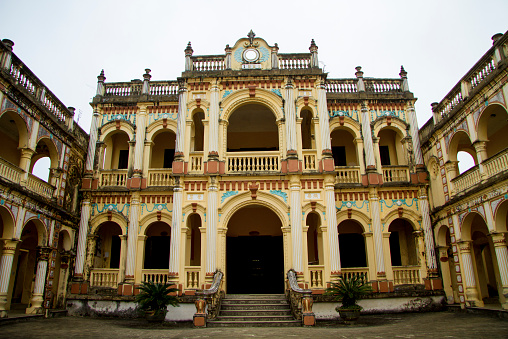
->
{"left": 207, "top": 320, "right": 301, "bottom": 327}
{"left": 216, "top": 315, "right": 295, "bottom": 322}
{"left": 223, "top": 299, "right": 288, "bottom": 305}
{"left": 226, "top": 294, "right": 286, "bottom": 299}
{"left": 222, "top": 304, "right": 291, "bottom": 310}
{"left": 220, "top": 310, "right": 291, "bottom": 316}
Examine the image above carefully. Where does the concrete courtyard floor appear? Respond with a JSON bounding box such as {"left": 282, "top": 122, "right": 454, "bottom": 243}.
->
{"left": 0, "top": 311, "right": 507, "bottom": 339}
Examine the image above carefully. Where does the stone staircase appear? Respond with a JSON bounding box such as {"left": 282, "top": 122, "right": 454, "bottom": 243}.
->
{"left": 207, "top": 294, "right": 301, "bottom": 327}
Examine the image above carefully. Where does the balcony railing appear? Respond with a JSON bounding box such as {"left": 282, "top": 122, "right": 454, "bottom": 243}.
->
{"left": 99, "top": 169, "right": 128, "bottom": 187}
{"left": 191, "top": 55, "right": 225, "bottom": 71}
{"left": 27, "top": 173, "right": 54, "bottom": 199}
{"left": 184, "top": 266, "right": 201, "bottom": 289}
{"left": 451, "top": 165, "right": 480, "bottom": 195}
{"left": 147, "top": 168, "right": 174, "bottom": 186}
{"left": 90, "top": 268, "right": 119, "bottom": 288}
{"left": 392, "top": 265, "right": 422, "bottom": 285}
{"left": 278, "top": 53, "right": 311, "bottom": 70}
{"left": 302, "top": 150, "right": 317, "bottom": 171}
{"left": 326, "top": 79, "right": 357, "bottom": 93}
{"left": 341, "top": 267, "right": 369, "bottom": 282}
{"left": 335, "top": 166, "right": 361, "bottom": 184}
{"left": 382, "top": 165, "right": 409, "bottom": 183}
{"left": 226, "top": 151, "right": 280, "bottom": 173}
{"left": 483, "top": 148, "right": 508, "bottom": 179}
{"left": 0, "top": 158, "right": 22, "bottom": 184}
{"left": 141, "top": 269, "right": 171, "bottom": 284}
{"left": 189, "top": 152, "right": 203, "bottom": 173}
{"left": 308, "top": 265, "right": 325, "bottom": 288}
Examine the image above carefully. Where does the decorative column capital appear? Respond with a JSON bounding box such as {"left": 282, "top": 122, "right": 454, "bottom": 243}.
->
{"left": 489, "top": 232, "right": 507, "bottom": 246}
{"left": 37, "top": 246, "right": 52, "bottom": 261}
{"left": 1, "top": 239, "right": 20, "bottom": 255}
{"left": 458, "top": 240, "right": 472, "bottom": 252}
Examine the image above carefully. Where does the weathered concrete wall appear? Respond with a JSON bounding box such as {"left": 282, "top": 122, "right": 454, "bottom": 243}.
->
{"left": 314, "top": 296, "right": 445, "bottom": 319}
{"left": 66, "top": 299, "right": 195, "bottom": 321}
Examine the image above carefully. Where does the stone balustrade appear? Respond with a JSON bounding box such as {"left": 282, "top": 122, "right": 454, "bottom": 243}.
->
{"left": 149, "top": 81, "right": 178, "bottom": 96}
{"left": 141, "top": 269, "right": 171, "bottom": 284}
{"left": 483, "top": 148, "right": 508, "bottom": 178}
{"left": 184, "top": 267, "right": 201, "bottom": 289}
{"left": 335, "top": 166, "right": 361, "bottom": 184}
{"left": 147, "top": 169, "right": 174, "bottom": 187}
{"left": 189, "top": 152, "right": 203, "bottom": 173}
{"left": 99, "top": 169, "right": 128, "bottom": 187}
{"left": 191, "top": 55, "right": 225, "bottom": 71}
{"left": 326, "top": 79, "right": 357, "bottom": 93}
{"left": 308, "top": 265, "right": 325, "bottom": 288}
{"left": 364, "top": 79, "right": 402, "bottom": 93}
{"left": 0, "top": 158, "right": 22, "bottom": 184}
{"left": 302, "top": 150, "right": 317, "bottom": 171}
{"left": 26, "top": 173, "right": 54, "bottom": 199}
{"left": 90, "top": 268, "right": 119, "bottom": 288}
{"left": 226, "top": 151, "right": 280, "bottom": 173}
{"left": 104, "top": 82, "right": 142, "bottom": 96}
{"left": 382, "top": 165, "right": 409, "bottom": 183}
{"left": 451, "top": 166, "right": 480, "bottom": 196}
{"left": 341, "top": 267, "right": 369, "bottom": 282}
{"left": 392, "top": 265, "right": 422, "bottom": 285}
{"left": 278, "top": 53, "right": 311, "bottom": 69}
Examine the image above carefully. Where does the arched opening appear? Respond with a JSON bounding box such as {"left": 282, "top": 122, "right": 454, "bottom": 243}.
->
{"left": 186, "top": 214, "right": 201, "bottom": 266}
{"left": 11, "top": 221, "right": 43, "bottom": 308}
{"left": 144, "top": 222, "right": 171, "bottom": 269}
{"left": 94, "top": 222, "right": 122, "bottom": 269}
{"left": 388, "top": 219, "right": 418, "bottom": 266}
{"left": 102, "top": 131, "right": 130, "bottom": 170}
{"left": 338, "top": 220, "right": 367, "bottom": 268}
{"left": 306, "top": 212, "right": 322, "bottom": 265}
{"left": 192, "top": 111, "right": 205, "bottom": 152}
{"left": 330, "top": 128, "right": 358, "bottom": 167}
{"left": 477, "top": 104, "right": 508, "bottom": 158}
{"left": 378, "top": 128, "right": 406, "bottom": 166}
{"left": 448, "top": 131, "right": 477, "bottom": 176}
{"left": 300, "top": 109, "right": 314, "bottom": 150}
{"left": 150, "top": 130, "right": 176, "bottom": 169}
{"left": 227, "top": 104, "right": 278, "bottom": 152}
{"left": 226, "top": 204, "right": 283, "bottom": 294}
{"left": 0, "top": 111, "right": 28, "bottom": 167}
{"left": 465, "top": 213, "right": 501, "bottom": 304}
{"left": 30, "top": 139, "right": 57, "bottom": 182}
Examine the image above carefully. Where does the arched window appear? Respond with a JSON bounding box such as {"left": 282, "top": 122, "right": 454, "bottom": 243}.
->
{"left": 388, "top": 219, "right": 417, "bottom": 266}
{"left": 186, "top": 214, "right": 201, "bottom": 266}
{"left": 300, "top": 110, "right": 314, "bottom": 150}
{"left": 306, "top": 212, "right": 322, "bottom": 265}
{"left": 150, "top": 131, "right": 176, "bottom": 169}
{"left": 330, "top": 128, "right": 358, "bottom": 167}
{"left": 95, "top": 222, "right": 122, "bottom": 269}
{"left": 192, "top": 111, "right": 205, "bottom": 152}
{"left": 144, "top": 221, "right": 171, "bottom": 269}
{"left": 102, "top": 132, "right": 130, "bottom": 170}
{"left": 338, "top": 220, "right": 367, "bottom": 268}
{"left": 378, "top": 128, "right": 406, "bottom": 166}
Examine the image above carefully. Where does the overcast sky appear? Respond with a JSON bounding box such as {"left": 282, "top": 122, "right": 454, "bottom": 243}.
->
{"left": 1, "top": 0, "right": 507, "bottom": 137}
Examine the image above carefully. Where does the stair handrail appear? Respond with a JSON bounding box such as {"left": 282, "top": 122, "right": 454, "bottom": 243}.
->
{"left": 193, "top": 269, "right": 224, "bottom": 326}
{"left": 286, "top": 269, "right": 315, "bottom": 325}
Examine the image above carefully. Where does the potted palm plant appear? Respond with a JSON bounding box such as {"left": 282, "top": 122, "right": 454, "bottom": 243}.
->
{"left": 325, "top": 274, "right": 371, "bottom": 324}
{"left": 135, "top": 281, "right": 180, "bottom": 322}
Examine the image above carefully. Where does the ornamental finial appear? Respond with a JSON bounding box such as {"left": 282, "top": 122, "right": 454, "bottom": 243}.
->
{"left": 247, "top": 30, "right": 256, "bottom": 45}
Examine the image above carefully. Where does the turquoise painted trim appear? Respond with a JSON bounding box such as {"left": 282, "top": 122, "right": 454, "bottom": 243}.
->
{"left": 221, "top": 191, "right": 239, "bottom": 203}
{"left": 222, "top": 90, "right": 232, "bottom": 99}
{"left": 379, "top": 198, "right": 418, "bottom": 212}
{"left": 271, "top": 89, "right": 282, "bottom": 97}
{"left": 101, "top": 112, "right": 136, "bottom": 127}
{"left": 269, "top": 190, "right": 287, "bottom": 203}
{"left": 234, "top": 47, "right": 244, "bottom": 63}
{"left": 329, "top": 109, "right": 359, "bottom": 121}
{"left": 337, "top": 200, "right": 369, "bottom": 211}
{"left": 91, "top": 203, "right": 130, "bottom": 217}
{"left": 259, "top": 47, "right": 269, "bottom": 62}
{"left": 147, "top": 112, "right": 177, "bottom": 125}
{"left": 140, "top": 203, "right": 172, "bottom": 214}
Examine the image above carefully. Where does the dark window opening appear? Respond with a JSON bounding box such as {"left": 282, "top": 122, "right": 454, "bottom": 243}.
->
{"left": 332, "top": 146, "right": 346, "bottom": 166}
{"left": 144, "top": 236, "right": 171, "bottom": 269}
{"left": 110, "top": 236, "right": 121, "bottom": 268}
{"left": 380, "top": 146, "right": 391, "bottom": 166}
{"left": 163, "top": 149, "right": 175, "bottom": 168}
{"left": 389, "top": 231, "right": 402, "bottom": 266}
{"left": 339, "top": 233, "right": 367, "bottom": 268}
{"left": 118, "top": 150, "right": 129, "bottom": 169}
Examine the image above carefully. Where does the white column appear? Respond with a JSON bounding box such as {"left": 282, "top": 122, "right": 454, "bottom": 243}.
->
{"left": 419, "top": 193, "right": 437, "bottom": 270}
{"left": 361, "top": 104, "right": 376, "bottom": 168}
{"left": 491, "top": 233, "right": 508, "bottom": 308}
{"left": 209, "top": 83, "right": 220, "bottom": 155}
{"left": 175, "top": 85, "right": 188, "bottom": 154}
{"left": 14, "top": 206, "right": 26, "bottom": 239}
{"left": 459, "top": 241, "right": 481, "bottom": 305}
{"left": 407, "top": 105, "right": 424, "bottom": 166}
{"left": 285, "top": 82, "right": 297, "bottom": 152}
{"left": 317, "top": 82, "right": 331, "bottom": 152}
{"left": 206, "top": 185, "right": 218, "bottom": 273}
{"left": 125, "top": 195, "right": 140, "bottom": 281}
{"left": 85, "top": 110, "right": 101, "bottom": 172}
{"left": 26, "top": 249, "right": 49, "bottom": 314}
{"left": 74, "top": 200, "right": 91, "bottom": 277}
{"left": 370, "top": 193, "right": 386, "bottom": 276}
{"left": 290, "top": 184, "right": 303, "bottom": 272}
{"left": 325, "top": 184, "right": 340, "bottom": 273}
{"left": 0, "top": 240, "right": 18, "bottom": 317}
{"left": 133, "top": 106, "right": 147, "bottom": 173}
{"left": 169, "top": 188, "right": 183, "bottom": 274}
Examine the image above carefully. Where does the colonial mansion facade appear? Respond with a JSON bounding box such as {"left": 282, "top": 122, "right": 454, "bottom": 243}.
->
{"left": 0, "top": 31, "right": 507, "bottom": 319}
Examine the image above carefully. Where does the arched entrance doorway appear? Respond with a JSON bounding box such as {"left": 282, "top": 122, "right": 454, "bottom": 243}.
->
{"left": 226, "top": 205, "right": 283, "bottom": 294}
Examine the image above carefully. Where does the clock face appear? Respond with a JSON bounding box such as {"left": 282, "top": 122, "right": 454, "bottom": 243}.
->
{"left": 243, "top": 48, "right": 259, "bottom": 62}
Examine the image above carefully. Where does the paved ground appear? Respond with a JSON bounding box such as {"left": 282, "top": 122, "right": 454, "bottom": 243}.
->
{"left": 0, "top": 311, "right": 507, "bottom": 339}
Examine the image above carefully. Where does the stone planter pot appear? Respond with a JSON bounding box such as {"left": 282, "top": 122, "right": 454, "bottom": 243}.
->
{"left": 337, "top": 308, "right": 361, "bottom": 324}
{"left": 145, "top": 310, "right": 167, "bottom": 323}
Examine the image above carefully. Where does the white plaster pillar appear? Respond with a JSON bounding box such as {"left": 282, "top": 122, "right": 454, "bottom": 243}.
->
{"left": 0, "top": 240, "right": 19, "bottom": 317}
{"left": 290, "top": 183, "right": 303, "bottom": 273}
{"left": 169, "top": 188, "right": 183, "bottom": 275}
{"left": 74, "top": 200, "right": 91, "bottom": 277}
{"left": 317, "top": 82, "right": 331, "bottom": 153}
{"left": 325, "top": 183, "right": 340, "bottom": 273}
{"left": 184, "top": 43, "right": 193, "bottom": 72}
{"left": 458, "top": 241, "right": 482, "bottom": 306}
{"left": 285, "top": 81, "right": 297, "bottom": 153}
{"left": 26, "top": 247, "right": 50, "bottom": 314}
{"left": 490, "top": 233, "right": 508, "bottom": 309}
{"left": 407, "top": 104, "right": 424, "bottom": 166}
{"left": 361, "top": 103, "right": 376, "bottom": 168}
{"left": 208, "top": 83, "right": 220, "bottom": 155}
{"left": 206, "top": 184, "right": 218, "bottom": 274}
{"left": 85, "top": 110, "right": 101, "bottom": 172}
{"left": 14, "top": 206, "right": 26, "bottom": 239}
{"left": 133, "top": 105, "right": 147, "bottom": 173}
{"left": 370, "top": 192, "right": 386, "bottom": 277}
{"left": 175, "top": 84, "right": 188, "bottom": 155}
{"left": 125, "top": 194, "right": 140, "bottom": 281}
{"left": 419, "top": 192, "right": 437, "bottom": 271}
